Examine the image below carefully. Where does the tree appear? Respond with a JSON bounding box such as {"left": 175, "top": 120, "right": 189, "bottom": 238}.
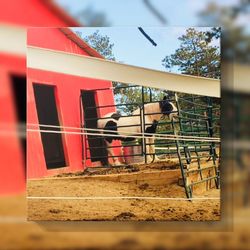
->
{"left": 162, "top": 28, "right": 220, "bottom": 79}
{"left": 205, "top": 27, "right": 221, "bottom": 43}
{"left": 162, "top": 28, "right": 221, "bottom": 127}
{"left": 79, "top": 30, "right": 163, "bottom": 114}
{"left": 80, "top": 30, "right": 116, "bottom": 61}
{"left": 76, "top": 6, "right": 110, "bottom": 26}
{"left": 199, "top": 2, "right": 250, "bottom": 63}
{"left": 78, "top": 29, "right": 219, "bottom": 117}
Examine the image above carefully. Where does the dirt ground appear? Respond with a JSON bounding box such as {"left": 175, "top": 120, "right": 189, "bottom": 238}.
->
{"left": 2, "top": 159, "right": 249, "bottom": 249}
{"left": 27, "top": 160, "right": 220, "bottom": 221}
{"left": 0, "top": 195, "right": 249, "bottom": 250}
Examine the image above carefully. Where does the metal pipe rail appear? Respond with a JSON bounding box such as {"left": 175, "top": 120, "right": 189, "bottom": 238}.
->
{"left": 27, "top": 123, "right": 220, "bottom": 141}
{"left": 83, "top": 99, "right": 177, "bottom": 111}
{"left": 77, "top": 84, "right": 221, "bottom": 199}
{"left": 81, "top": 85, "right": 140, "bottom": 92}
{"left": 178, "top": 97, "right": 212, "bottom": 108}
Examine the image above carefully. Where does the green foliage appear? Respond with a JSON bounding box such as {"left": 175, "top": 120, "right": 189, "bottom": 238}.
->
{"left": 162, "top": 28, "right": 220, "bottom": 79}
{"left": 75, "top": 7, "right": 110, "bottom": 26}
{"left": 79, "top": 30, "right": 172, "bottom": 114}
{"left": 78, "top": 28, "right": 220, "bottom": 122}
{"left": 205, "top": 27, "right": 221, "bottom": 43}
{"left": 82, "top": 30, "right": 116, "bottom": 61}
{"left": 199, "top": 2, "right": 250, "bottom": 63}
{"left": 114, "top": 84, "right": 168, "bottom": 114}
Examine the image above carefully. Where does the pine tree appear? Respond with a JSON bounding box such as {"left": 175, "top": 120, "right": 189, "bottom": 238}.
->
{"left": 162, "top": 28, "right": 220, "bottom": 79}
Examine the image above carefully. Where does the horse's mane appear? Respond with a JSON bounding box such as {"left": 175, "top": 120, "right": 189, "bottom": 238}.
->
{"left": 111, "top": 112, "right": 121, "bottom": 120}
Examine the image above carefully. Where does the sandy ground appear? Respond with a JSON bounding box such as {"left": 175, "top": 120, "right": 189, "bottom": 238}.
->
{"left": 1, "top": 160, "right": 249, "bottom": 249}
{"left": 27, "top": 161, "right": 220, "bottom": 221}
{"left": 0, "top": 194, "right": 249, "bottom": 250}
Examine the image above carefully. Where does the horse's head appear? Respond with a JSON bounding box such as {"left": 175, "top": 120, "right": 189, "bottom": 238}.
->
{"left": 159, "top": 96, "right": 178, "bottom": 120}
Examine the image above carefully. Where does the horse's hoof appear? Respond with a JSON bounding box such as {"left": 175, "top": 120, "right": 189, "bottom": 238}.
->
{"left": 113, "top": 161, "right": 122, "bottom": 166}
{"left": 146, "top": 157, "right": 153, "bottom": 163}
{"left": 154, "top": 157, "right": 161, "bottom": 162}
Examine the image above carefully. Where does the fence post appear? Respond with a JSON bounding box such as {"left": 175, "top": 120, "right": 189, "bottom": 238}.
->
{"left": 171, "top": 97, "right": 192, "bottom": 199}
{"left": 141, "top": 86, "right": 147, "bottom": 163}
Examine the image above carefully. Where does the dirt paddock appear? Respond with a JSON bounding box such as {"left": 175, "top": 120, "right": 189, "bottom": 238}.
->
{"left": 27, "top": 160, "right": 220, "bottom": 221}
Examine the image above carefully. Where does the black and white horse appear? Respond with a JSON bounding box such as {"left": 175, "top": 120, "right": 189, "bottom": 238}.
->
{"left": 97, "top": 96, "right": 177, "bottom": 166}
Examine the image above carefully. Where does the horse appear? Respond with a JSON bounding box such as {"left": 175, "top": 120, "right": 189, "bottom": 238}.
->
{"left": 97, "top": 96, "right": 177, "bottom": 166}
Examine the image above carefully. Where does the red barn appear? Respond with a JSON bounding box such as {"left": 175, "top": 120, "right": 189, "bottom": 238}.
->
{"left": 0, "top": 0, "right": 80, "bottom": 194}
{"left": 27, "top": 28, "right": 117, "bottom": 179}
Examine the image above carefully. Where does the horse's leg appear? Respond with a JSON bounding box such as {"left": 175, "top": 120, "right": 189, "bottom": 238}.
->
{"left": 105, "top": 141, "right": 121, "bottom": 166}
{"left": 145, "top": 137, "right": 153, "bottom": 163}
{"left": 149, "top": 137, "right": 160, "bottom": 162}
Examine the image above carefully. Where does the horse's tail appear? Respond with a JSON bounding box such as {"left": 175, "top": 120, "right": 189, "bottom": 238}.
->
{"left": 100, "top": 138, "right": 109, "bottom": 167}
{"left": 96, "top": 118, "right": 108, "bottom": 167}
{"left": 100, "top": 157, "right": 109, "bottom": 166}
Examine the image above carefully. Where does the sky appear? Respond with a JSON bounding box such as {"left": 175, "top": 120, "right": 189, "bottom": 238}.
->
{"left": 55, "top": 0, "right": 231, "bottom": 72}
{"left": 56, "top": 0, "right": 239, "bottom": 26}
{"left": 72, "top": 27, "right": 220, "bottom": 72}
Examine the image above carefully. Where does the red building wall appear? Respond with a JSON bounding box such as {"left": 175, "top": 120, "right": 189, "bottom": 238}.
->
{"left": 0, "top": 0, "right": 80, "bottom": 194}
{"left": 0, "top": 54, "right": 26, "bottom": 194}
{"left": 27, "top": 28, "right": 117, "bottom": 179}
{"left": 0, "top": 0, "right": 79, "bottom": 27}
{"left": 27, "top": 28, "right": 87, "bottom": 55}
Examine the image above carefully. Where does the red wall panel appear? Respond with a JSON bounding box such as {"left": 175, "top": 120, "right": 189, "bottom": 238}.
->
{"left": 0, "top": 0, "right": 78, "bottom": 27}
{"left": 27, "top": 69, "right": 117, "bottom": 179}
{"left": 0, "top": 55, "right": 26, "bottom": 195}
{"left": 27, "top": 28, "right": 88, "bottom": 55}
{"left": 0, "top": 0, "right": 79, "bottom": 194}
{"left": 26, "top": 28, "right": 119, "bottom": 179}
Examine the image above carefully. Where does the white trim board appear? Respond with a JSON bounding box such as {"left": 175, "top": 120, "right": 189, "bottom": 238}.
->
{"left": 234, "top": 63, "right": 250, "bottom": 93}
{"left": 0, "top": 24, "right": 26, "bottom": 56}
{"left": 27, "top": 46, "right": 221, "bottom": 98}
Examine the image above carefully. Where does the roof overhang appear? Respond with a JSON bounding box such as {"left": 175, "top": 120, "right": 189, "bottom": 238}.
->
{"left": 41, "top": 0, "right": 80, "bottom": 27}
{"left": 59, "top": 28, "right": 104, "bottom": 58}
{"left": 27, "top": 46, "right": 221, "bottom": 97}
{"left": 0, "top": 24, "right": 26, "bottom": 56}
{"left": 233, "top": 63, "right": 250, "bottom": 93}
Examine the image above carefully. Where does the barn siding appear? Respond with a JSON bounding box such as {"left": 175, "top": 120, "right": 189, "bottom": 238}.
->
{"left": 0, "top": 0, "right": 79, "bottom": 194}
{"left": 27, "top": 28, "right": 118, "bottom": 179}
{"left": 0, "top": 0, "right": 78, "bottom": 26}
{"left": 0, "top": 58, "right": 25, "bottom": 194}
{"left": 27, "top": 28, "right": 89, "bottom": 55}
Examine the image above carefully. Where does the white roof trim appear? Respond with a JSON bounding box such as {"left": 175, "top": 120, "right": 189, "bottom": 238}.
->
{"left": 0, "top": 24, "right": 26, "bottom": 56}
{"left": 234, "top": 63, "right": 250, "bottom": 93}
{"left": 27, "top": 46, "right": 221, "bottom": 97}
